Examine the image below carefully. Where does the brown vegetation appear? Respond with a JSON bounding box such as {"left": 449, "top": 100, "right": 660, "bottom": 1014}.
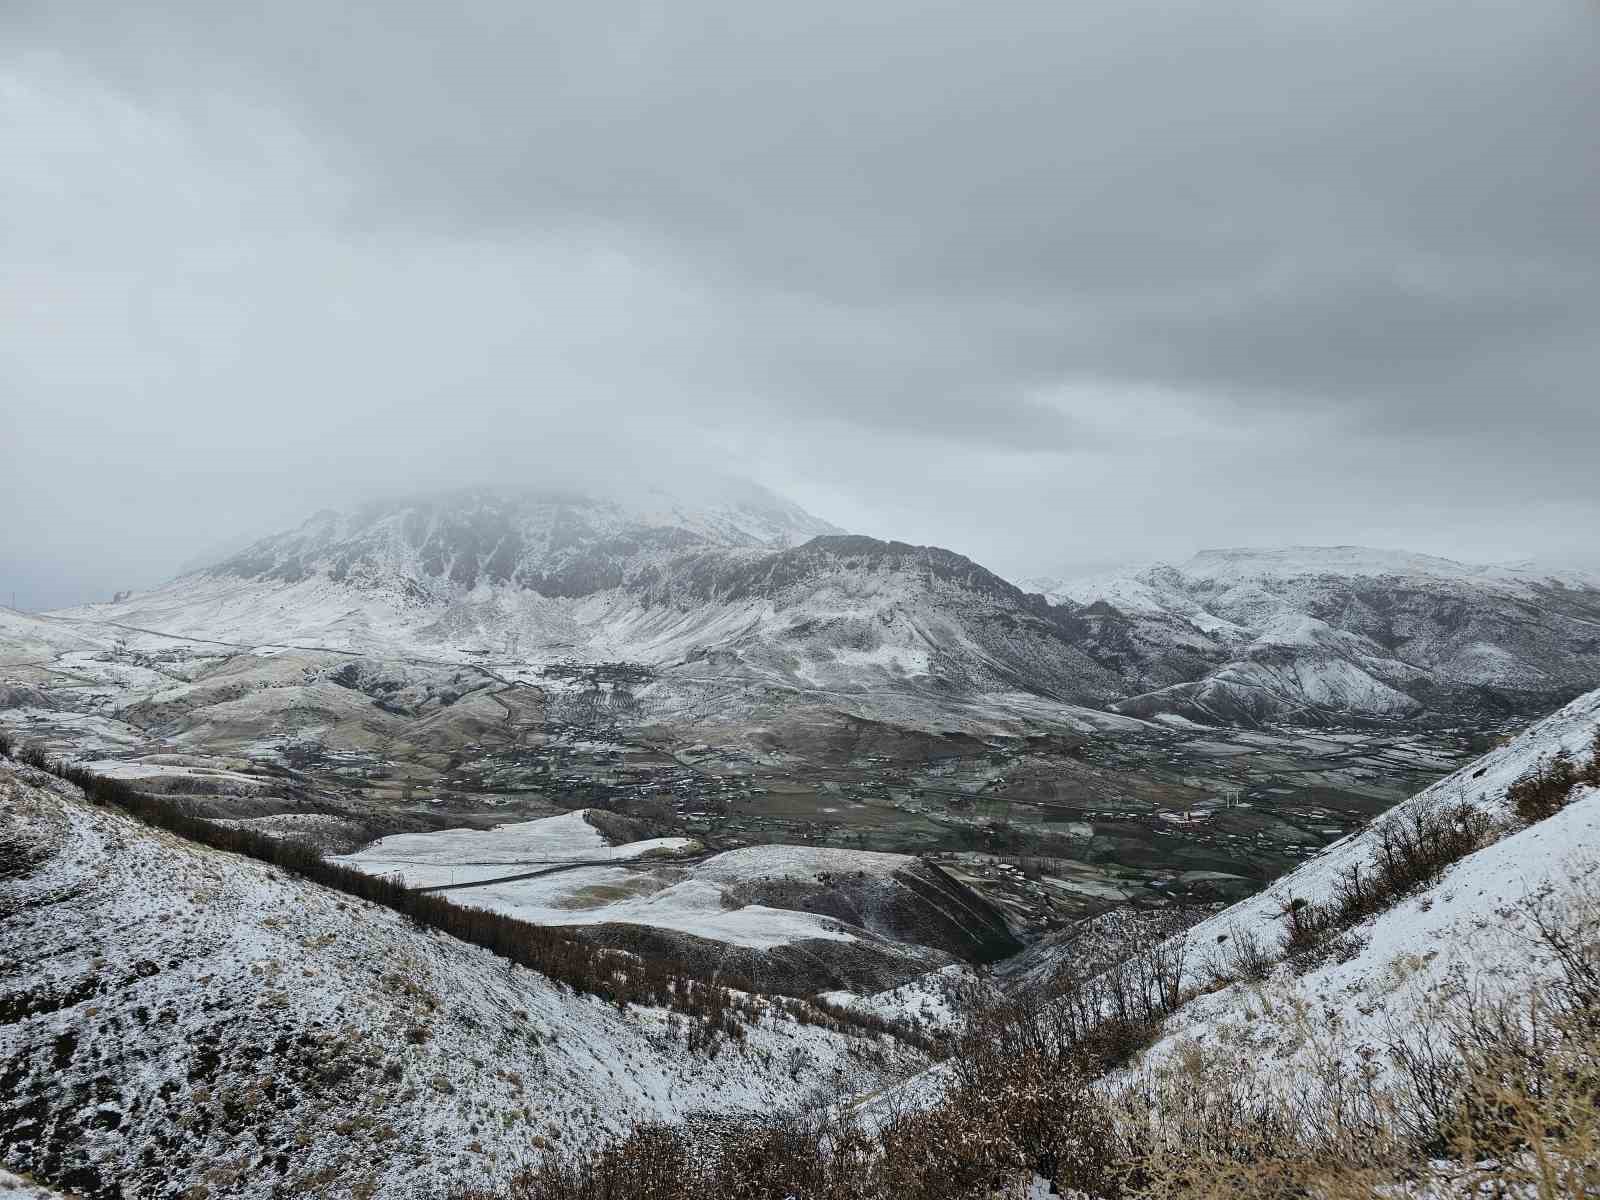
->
{"left": 1277, "top": 797, "right": 1502, "bottom": 968}
{"left": 1509, "top": 729, "right": 1600, "bottom": 824}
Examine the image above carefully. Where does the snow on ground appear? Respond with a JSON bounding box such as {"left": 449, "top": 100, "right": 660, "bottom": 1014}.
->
{"left": 819, "top": 965, "right": 974, "bottom": 1036}
{"left": 0, "top": 710, "right": 147, "bottom": 756}
{"left": 1136, "top": 686, "right": 1600, "bottom": 1095}
{"left": 214, "top": 812, "right": 371, "bottom": 842}
{"left": 0, "top": 1169, "right": 66, "bottom": 1200}
{"left": 336, "top": 809, "right": 698, "bottom": 886}
{"left": 454, "top": 872, "right": 860, "bottom": 950}
{"left": 78, "top": 758, "right": 275, "bottom": 792}
{"left": 0, "top": 608, "right": 108, "bottom": 666}
{"left": 1144, "top": 785, "right": 1600, "bottom": 1113}
{"left": 866, "top": 688, "right": 1600, "bottom": 1120}
{"left": 695, "top": 844, "right": 912, "bottom": 885}
{"left": 0, "top": 762, "right": 921, "bottom": 1199}
{"left": 336, "top": 813, "right": 875, "bottom": 950}
{"left": 1167, "top": 685, "right": 1600, "bottom": 980}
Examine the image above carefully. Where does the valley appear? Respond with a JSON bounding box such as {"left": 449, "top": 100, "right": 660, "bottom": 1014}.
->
{"left": 3, "top": 486, "right": 1598, "bottom": 1200}
{"left": 1, "top": 603, "right": 1489, "bottom": 961}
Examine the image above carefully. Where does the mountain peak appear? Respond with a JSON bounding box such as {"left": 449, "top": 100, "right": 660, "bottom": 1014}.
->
{"left": 204, "top": 481, "right": 843, "bottom": 597}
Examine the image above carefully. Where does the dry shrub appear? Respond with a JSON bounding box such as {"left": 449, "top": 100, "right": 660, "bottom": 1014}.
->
{"left": 1510, "top": 729, "right": 1600, "bottom": 824}
{"left": 1364, "top": 796, "right": 1500, "bottom": 904}
{"left": 1281, "top": 797, "right": 1501, "bottom": 966}
{"left": 1206, "top": 924, "right": 1275, "bottom": 985}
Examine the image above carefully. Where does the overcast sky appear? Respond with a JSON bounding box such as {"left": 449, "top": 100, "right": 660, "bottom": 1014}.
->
{"left": 4, "top": 1, "right": 1598, "bottom": 608}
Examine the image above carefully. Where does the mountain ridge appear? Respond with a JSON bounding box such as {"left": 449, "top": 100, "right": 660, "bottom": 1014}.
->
{"left": 53, "top": 493, "right": 1600, "bottom": 730}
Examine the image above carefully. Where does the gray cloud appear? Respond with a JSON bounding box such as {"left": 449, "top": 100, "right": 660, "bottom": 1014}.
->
{"left": 2, "top": 0, "right": 1598, "bottom": 607}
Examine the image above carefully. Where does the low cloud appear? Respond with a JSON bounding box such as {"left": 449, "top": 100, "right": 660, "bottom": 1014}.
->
{"left": 3, "top": 1, "right": 1597, "bottom": 606}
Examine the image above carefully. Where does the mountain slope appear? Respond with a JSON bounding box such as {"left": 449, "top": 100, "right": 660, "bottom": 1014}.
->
{"left": 0, "top": 759, "right": 920, "bottom": 1199}
{"left": 1132, "top": 682, "right": 1600, "bottom": 1112}
{"left": 1040, "top": 546, "right": 1600, "bottom": 725}
{"left": 858, "top": 683, "right": 1600, "bottom": 1144}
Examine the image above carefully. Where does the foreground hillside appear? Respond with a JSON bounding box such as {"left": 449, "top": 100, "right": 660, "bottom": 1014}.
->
{"left": 458, "top": 687, "right": 1600, "bottom": 1198}
{"left": 0, "top": 759, "right": 921, "bottom": 1199}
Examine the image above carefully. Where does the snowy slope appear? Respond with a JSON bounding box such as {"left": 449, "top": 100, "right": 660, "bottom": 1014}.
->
{"left": 1167, "top": 685, "right": 1600, "bottom": 967}
{"left": 863, "top": 686, "right": 1600, "bottom": 1125}
{"left": 0, "top": 762, "right": 922, "bottom": 1199}
{"left": 0, "top": 608, "right": 107, "bottom": 669}
{"left": 334, "top": 819, "right": 983, "bottom": 966}
{"left": 337, "top": 808, "right": 698, "bottom": 886}
{"left": 1138, "top": 685, "right": 1600, "bottom": 1093}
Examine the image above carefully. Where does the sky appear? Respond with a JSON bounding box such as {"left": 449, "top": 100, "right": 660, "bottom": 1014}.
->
{"left": 3, "top": 0, "right": 1598, "bottom": 609}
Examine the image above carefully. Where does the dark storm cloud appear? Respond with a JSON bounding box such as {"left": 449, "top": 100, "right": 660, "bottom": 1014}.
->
{"left": 2, "top": 0, "right": 1597, "bottom": 606}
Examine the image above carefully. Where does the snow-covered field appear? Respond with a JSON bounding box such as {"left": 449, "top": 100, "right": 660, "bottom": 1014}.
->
{"left": 335, "top": 813, "right": 890, "bottom": 950}
{"left": 695, "top": 844, "right": 912, "bottom": 884}
{"left": 338, "top": 809, "right": 699, "bottom": 885}
{"left": 445, "top": 872, "right": 860, "bottom": 950}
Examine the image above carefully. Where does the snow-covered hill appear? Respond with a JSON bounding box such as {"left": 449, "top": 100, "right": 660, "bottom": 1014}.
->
{"left": 1039, "top": 546, "right": 1600, "bottom": 725}
{"left": 330, "top": 812, "right": 1008, "bottom": 991}
{"left": 1132, "top": 683, "right": 1600, "bottom": 1110}
{"left": 0, "top": 759, "right": 922, "bottom": 1199}
{"left": 859, "top": 684, "right": 1600, "bottom": 1142}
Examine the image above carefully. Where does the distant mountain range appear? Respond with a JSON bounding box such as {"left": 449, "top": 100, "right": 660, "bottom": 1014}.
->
{"left": 1034, "top": 547, "right": 1600, "bottom": 725}
{"left": 58, "top": 487, "right": 1600, "bottom": 729}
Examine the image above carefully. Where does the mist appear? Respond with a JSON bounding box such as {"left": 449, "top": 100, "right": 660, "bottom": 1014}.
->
{"left": 4, "top": 1, "right": 1598, "bottom": 609}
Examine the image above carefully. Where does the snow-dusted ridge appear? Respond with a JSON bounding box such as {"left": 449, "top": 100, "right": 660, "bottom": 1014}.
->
{"left": 49, "top": 489, "right": 1131, "bottom": 724}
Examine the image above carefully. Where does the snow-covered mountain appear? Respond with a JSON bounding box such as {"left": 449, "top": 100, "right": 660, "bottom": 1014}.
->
{"left": 52, "top": 499, "right": 1600, "bottom": 732}
{"left": 59, "top": 488, "right": 1128, "bottom": 726}
{"left": 1038, "top": 546, "right": 1600, "bottom": 725}
{"left": 210, "top": 481, "right": 842, "bottom": 598}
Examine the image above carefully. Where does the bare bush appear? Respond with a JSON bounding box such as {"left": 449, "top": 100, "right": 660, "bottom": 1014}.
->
{"left": 1206, "top": 924, "right": 1275, "bottom": 985}
{"left": 1510, "top": 730, "right": 1600, "bottom": 824}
